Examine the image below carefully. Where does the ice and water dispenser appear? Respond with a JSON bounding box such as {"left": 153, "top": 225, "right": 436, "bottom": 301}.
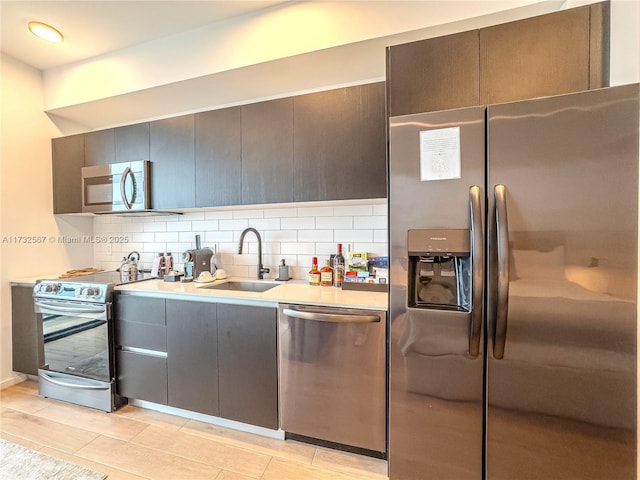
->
{"left": 408, "top": 229, "right": 471, "bottom": 311}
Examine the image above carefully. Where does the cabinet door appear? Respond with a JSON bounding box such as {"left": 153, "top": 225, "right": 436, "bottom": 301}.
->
{"left": 241, "top": 98, "right": 293, "bottom": 205}
{"left": 115, "top": 123, "right": 150, "bottom": 163}
{"left": 480, "top": 5, "right": 593, "bottom": 105}
{"left": 150, "top": 115, "right": 195, "bottom": 209}
{"left": 52, "top": 134, "right": 84, "bottom": 214}
{"left": 11, "top": 286, "right": 43, "bottom": 375}
{"left": 294, "top": 83, "right": 386, "bottom": 201}
{"left": 195, "top": 108, "right": 242, "bottom": 207}
{"left": 217, "top": 304, "right": 278, "bottom": 429}
{"left": 166, "top": 300, "right": 218, "bottom": 416}
{"left": 84, "top": 129, "right": 115, "bottom": 166}
{"left": 387, "top": 30, "right": 480, "bottom": 116}
{"left": 116, "top": 350, "right": 167, "bottom": 404}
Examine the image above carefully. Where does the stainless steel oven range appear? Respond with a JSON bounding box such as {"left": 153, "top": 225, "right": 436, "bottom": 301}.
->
{"left": 34, "top": 279, "right": 126, "bottom": 412}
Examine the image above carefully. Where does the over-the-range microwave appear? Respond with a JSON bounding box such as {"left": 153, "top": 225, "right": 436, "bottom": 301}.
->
{"left": 81, "top": 160, "right": 150, "bottom": 213}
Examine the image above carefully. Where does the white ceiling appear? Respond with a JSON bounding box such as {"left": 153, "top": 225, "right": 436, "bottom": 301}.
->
{"left": 0, "top": 0, "right": 288, "bottom": 70}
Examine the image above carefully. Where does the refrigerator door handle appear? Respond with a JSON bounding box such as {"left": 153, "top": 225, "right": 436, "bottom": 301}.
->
{"left": 469, "top": 185, "right": 483, "bottom": 358}
{"left": 493, "top": 184, "right": 510, "bottom": 359}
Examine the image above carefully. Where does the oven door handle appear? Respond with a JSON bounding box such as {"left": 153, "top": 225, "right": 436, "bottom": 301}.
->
{"left": 34, "top": 299, "right": 107, "bottom": 316}
{"left": 39, "top": 371, "right": 110, "bottom": 391}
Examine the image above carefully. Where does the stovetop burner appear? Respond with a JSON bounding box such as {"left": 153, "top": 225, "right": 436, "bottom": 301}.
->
{"left": 68, "top": 270, "right": 157, "bottom": 286}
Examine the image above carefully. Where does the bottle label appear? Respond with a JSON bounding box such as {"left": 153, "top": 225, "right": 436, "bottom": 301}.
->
{"left": 321, "top": 271, "right": 333, "bottom": 283}
{"left": 309, "top": 273, "right": 321, "bottom": 284}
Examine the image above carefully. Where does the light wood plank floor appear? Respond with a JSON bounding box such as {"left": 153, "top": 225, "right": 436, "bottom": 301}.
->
{"left": 0, "top": 380, "right": 388, "bottom": 480}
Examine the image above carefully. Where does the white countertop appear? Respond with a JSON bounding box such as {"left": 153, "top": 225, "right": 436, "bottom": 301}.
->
{"left": 116, "top": 277, "right": 388, "bottom": 310}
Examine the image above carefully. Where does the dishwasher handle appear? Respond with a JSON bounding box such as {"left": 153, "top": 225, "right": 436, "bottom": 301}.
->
{"left": 282, "top": 308, "right": 380, "bottom": 324}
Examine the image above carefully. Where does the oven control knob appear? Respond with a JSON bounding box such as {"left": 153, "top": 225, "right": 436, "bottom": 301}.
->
{"left": 81, "top": 287, "right": 101, "bottom": 298}
{"left": 42, "top": 283, "right": 61, "bottom": 294}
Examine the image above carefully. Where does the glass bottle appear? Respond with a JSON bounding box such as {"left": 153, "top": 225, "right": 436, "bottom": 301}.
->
{"left": 334, "top": 243, "right": 345, "bottom": 288}
{"left": 308, "top": 257, "right": 321, "bottom": 286}
{"left": 320, "top": 259, "right": 334, "bottom": 287}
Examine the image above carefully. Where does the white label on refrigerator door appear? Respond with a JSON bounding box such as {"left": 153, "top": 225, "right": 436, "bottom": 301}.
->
{"left": 419, "top": 127, "right": 461, "bottom": 181}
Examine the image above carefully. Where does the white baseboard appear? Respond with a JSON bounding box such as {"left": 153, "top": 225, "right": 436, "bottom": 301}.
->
{"left": 0, "top": 373, "right": 27, "bottom": 390}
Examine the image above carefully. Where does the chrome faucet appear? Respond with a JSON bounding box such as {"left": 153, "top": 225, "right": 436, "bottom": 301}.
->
{"left": 238, "top": 227, "right": 270, "bottom": 280}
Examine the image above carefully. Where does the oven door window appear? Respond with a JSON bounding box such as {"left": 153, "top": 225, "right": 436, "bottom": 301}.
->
{"left": 37, "top": 300, "right": 111, "bottom": 382}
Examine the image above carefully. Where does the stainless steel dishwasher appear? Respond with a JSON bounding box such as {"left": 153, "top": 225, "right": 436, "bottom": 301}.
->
{"left": 278, "top": 303, "right": 387, "bottom": 455}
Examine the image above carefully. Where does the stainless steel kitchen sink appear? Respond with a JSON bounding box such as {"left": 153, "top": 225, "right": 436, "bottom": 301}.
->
{"left": 203, "top": 281, "right": 278, "bottom": 293}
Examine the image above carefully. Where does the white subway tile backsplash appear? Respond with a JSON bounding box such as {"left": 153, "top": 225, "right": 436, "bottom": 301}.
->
{"left": 204, "top": 210, "right": 234, "bottom": 220}
{"left": 155, "top": 232, "right": 180, "bottom": 242}
{"left": 204, "top": 231, "right": 234, "bottom": 243}
{"left": 298, "top": 230, "right": 333, "bottom": 242}
{"left": 354, "top": 215, "right": 386, "bottom": 229}
{"left": 373, "top": 203, "right": 388, "bottom": 216}
{"left": 282, "top": 217, "right": 314, "bottom": 229}
{"left": 264, "top": 208, "right": 297, "bottom": 218}
{"left": 219, "top": 219, "right": 250, "bottom": 231}
{"left": 374, "top": 229, "right": 388, "bottom": 243}
{"left": 334, "top": 230, "right": 373, "bottom": 243}
{"left": 143, "top": 222, "right": 167, "bottom": 232}
{"left": 316, "top": 216, "right": 353, "bottom": 229}
{"left": 280, "top": 242, "right": 316, "bottom": 255}
{"left": 298, "top": 206, "right": 334, "bottom": 217}
{"left": 191, "top": 220, "right": 219, "bottom": 232}
{"left": 92, "top": 199, "right": 388, "bottom": 280}
{"left": 334, "top": 205, "right": 373, "bottom": 216}
{"left": 232, "top": 209, "right": 264, "bottom": 219}
{"left": 166, "top": 221, "right": 192, "bottom": 232}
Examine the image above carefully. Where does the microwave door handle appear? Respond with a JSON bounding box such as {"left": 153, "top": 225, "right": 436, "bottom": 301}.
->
{"left": 493, "top": 184, "right": 510, "bottom": 360}
{"left": 120, "top": 166, "right": 133, "bottom": 210}
{"left": 468, "top": 185, "right": 484, "bottom": 358}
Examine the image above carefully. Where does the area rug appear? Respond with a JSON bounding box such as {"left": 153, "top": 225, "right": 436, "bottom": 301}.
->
{"left": 0, "top": 439, "right": 106, "bottom": 480}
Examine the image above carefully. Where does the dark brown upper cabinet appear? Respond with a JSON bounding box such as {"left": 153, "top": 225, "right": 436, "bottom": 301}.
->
{"left": 387, "top": 30, "right": 480, "bottom": 117}
{"left": 52, "top": 134, "right": 84, "bottom": 214}
{"left": 294, "top": 82, "right": 387, "bottom": 201}
{"left": 115, "top": 123, "right": 150, "bottom": 163}
{"left": 387, "top": 2, "right": 609, "bottom": 116}
{"left": 84, "top": 129, "right": 115, "bottom": 166}
{"left": 195, "top": 107, "right": 242, "bottom": 207}
{"left": 241, "top": 98, "right": 294, "bottom": 205}
{"left": 480, "top": 3, "right": 608, "bottom": 105}
{"left": 150, "top": 115, "right": 196, "bottom": 209}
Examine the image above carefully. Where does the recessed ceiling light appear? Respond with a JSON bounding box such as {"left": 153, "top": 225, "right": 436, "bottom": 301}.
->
{"left": 28, "top": 21, "right": 63, "bottom": 43}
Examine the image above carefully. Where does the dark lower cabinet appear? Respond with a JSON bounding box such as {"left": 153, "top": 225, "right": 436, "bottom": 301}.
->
{"left": 217, "top": 304, "right": 278, "bottom": 429}
{"left": 52, "top": 134, "right": 84, "bottom": 214}
{"left": 294, "top": 83, "right": 387, "bottom": 201}
{"left": 166, "top": 300, "right": 218, "bottom": 416}
{"left": 115, "top": 295, "right": 167, "bottom": 404}
{"left": 11, "top": 285, "right": 43, "bottom": 376}
{"left": 116, "top": 350, "right": 167, "bottom": 405}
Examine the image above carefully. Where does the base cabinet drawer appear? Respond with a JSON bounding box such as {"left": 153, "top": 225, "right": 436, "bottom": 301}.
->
{"left": 116, "top": 350, "right": 167, "bottom": 405}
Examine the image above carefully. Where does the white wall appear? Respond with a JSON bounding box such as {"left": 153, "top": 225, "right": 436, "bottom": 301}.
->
{"left": 0, "top": 54, "right": 93, "bottom": 387}
{"left": 93, "top": 200, "right": 387, "bottom": 281}
{"left": 610, "top": 0, "right": 640, "bottom": 85}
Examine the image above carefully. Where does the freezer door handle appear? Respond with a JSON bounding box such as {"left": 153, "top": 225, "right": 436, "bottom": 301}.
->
{"left": 493, "top": 184, "right": 510, "bottom": 359}
{"left": 282, "top": 308, "right": 380, "bottom": 323}
{"left": 38, "top": 370, "right": 109, "bottom": 391}
{"left": 469, "top": 185, "right": 484, "bottom": 358}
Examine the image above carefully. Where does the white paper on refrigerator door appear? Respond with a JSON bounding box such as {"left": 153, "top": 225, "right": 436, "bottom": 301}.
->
{"left": 419, "top": 126, "right": 461, "bottom": 181}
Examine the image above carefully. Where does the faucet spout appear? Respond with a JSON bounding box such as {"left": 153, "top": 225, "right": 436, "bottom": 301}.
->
{"left": 238, "top": 228, "right": 270, "bottom": 280}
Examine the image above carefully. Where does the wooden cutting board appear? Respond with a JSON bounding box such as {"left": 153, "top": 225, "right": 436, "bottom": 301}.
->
{"left": 58, "top": 268, "right": 103, "bottom": 278}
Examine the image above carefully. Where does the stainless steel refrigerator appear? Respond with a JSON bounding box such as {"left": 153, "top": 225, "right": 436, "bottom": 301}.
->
{"left": 388, "top": 84, "right": 638, "bottom": 480}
